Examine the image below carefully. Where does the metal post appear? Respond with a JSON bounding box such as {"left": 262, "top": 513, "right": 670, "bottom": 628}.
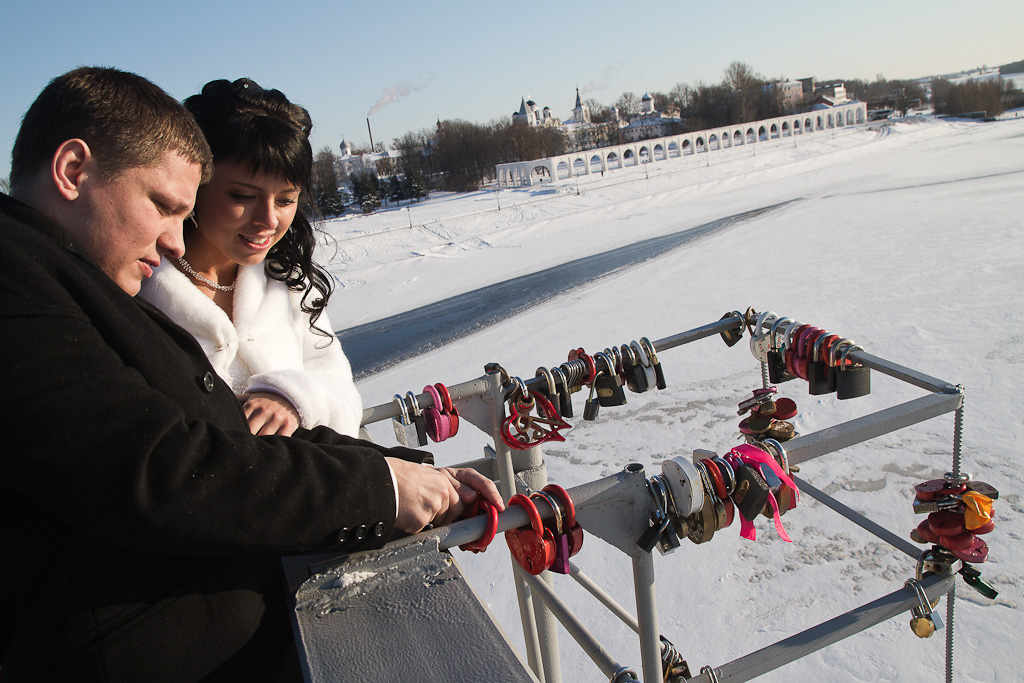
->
{"left": 946, "top": 385, "right": 966, "bottom": 683}
{"left": 521, "top": 572, "right": 631, "bottom": 679}
{"left": 632, "top": 553, "right": 662, "bottom": 683}
{"left": 510, "top": 446, "right": 560, "bottom": 683}
{"left": 486, "top": 369, "right": 546, "bottom": 683}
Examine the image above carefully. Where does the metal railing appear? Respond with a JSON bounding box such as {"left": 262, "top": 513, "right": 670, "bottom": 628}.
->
{"left": 341, "top": 310, "right": 972, "bottom": 682}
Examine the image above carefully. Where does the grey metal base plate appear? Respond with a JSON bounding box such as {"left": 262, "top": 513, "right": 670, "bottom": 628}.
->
{"left": 285, "top": 536, "right": 538, "bottom": 683}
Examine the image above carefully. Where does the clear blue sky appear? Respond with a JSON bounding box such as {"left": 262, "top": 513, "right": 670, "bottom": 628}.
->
{"left": 2, "top": 0, "right": 1022, "bottom": 182}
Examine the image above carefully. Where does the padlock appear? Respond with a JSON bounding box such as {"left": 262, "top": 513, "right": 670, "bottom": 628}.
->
{"left": 434, "top": 382, "right": 459, "bottom": 437}
{"left": 699, "top": 459, "right": 729, "bottom": 500}
{"left": 550, "top": 366, "right": 574, "bottom": 418}
{"left": 637, "top": 510, "right": 672, "bottom": 553}
{"left": 663, "top": 456, "right": 705, "bottom": 517}
{"left": 914, "top": 478, "right": 967, "bottom": 501}
{"left": 767, "top": 317, "right": 797, "bottom": 384}
{"left": 739, "top": 411, "right": 772, "bottom": 435}
{"left": 630, "top": 341, "right": 658, "bottom": 392}
{"left": 732, "top": 463, "right": 772, "bottom": 521}
{"left": 535, "top": 367, "right": 562, "bottom": 417}
{"left": 738, "top": 386, "right": 776, "bottom": 415}
{"left": 964, "top": 480, "right": 999, "bottom": 500}
{"left": 757, "top": 462, "right": 783, "bottom": 518}
{"left": 543, "top": 484, "right": 584, "bottom": 557}
{"left": 646, "top": 475, "right": 682, "bottom": 555}
{"left": 422, "top": 384, "right": 451, "bottom": 442}
{"left": 619, "top": 344, "right": 649, "bottom": 393}
{"left": 459, "top": 499, "right": 499, "bottom": 553}
{"left": 686, "top": 472, "right": 718, "bottom": 544}
{"left": 783, "top": 324, "right": 812, "bottom": 378}
{"left": 797, "top": 327, "right": 825, "bottom": 380}
{"left": 711, "top": 456, "right": 736, "bottom": 497}
{"left": 594, "top": 352, "right": 627, "bottom": 407}
{"left": 749, "top": 311, "right": 778, "bottom": 362}
{"left": 906, "top": 579, "right": 943, "bottom": 638}
{"left": 759, "top": 439, "right": 798, "bottom": 514}
{"left": 505, "top": 494, "right": 556, "bottom": 575}
{"left": 719, "top": 310, "right": 745, "bottom": 347}
{"left": 927, "top": 510, "right": 966, "bottom": 537}
{"left": 639, "top": 338, "right": 667, "bottom": 390}
{"left": 583, "top": 381, "right": 600, "bottom": 421}
{"left": 405, "top": 391, "right": 429, "bottom": 447}
{"left": 720, "top": 497, "right": 736, "bottom": 529}
{"left": 765, "top": 420, "right": 795, "bottom": 441}
{"left": 770, "top": 396, "right": 798, "bottom": 420}
{"left": 807, "top": 333, "right": 840, "bottom": 395}
{"left": 531, "top": 491, "right": 570, "bottom": 574}
{"left": 500, "top": 389, "right": 570, "bottom": 449}
{"left": 391, "top": 394, "right": 420, "bottom": 447}
{"left": 959, "top": 564, "right": 999, "bottom": 600}
{"left": 695, "top": 462, "right": 727, "bottom": 535}
{"left": 836, "top": 343, "right": 870, "bottom": 399}
{"left": 657, "top": 516, "right": 682, "bottom": 555}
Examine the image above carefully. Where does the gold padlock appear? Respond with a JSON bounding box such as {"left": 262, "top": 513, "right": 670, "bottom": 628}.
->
{"left": 910, "top": 615, "right": 936, "bottom": 638}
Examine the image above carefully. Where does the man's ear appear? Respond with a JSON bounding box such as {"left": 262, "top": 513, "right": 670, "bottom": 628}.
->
{"left": 51, "top": 139, "right": 94, "bottom": 201}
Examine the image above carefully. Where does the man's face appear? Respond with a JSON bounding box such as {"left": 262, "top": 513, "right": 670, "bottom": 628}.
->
{"left": 69, "top": 152, "right": 201, "bottom": 295}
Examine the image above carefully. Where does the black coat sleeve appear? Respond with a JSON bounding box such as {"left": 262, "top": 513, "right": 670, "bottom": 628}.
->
{"left": 0, "top": 210, "right": 412, "bottom": 558}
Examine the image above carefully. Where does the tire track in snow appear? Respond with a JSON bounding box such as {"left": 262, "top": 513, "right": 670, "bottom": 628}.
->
{"left": 338, "top": 200, "right": 797, "bottom": 379}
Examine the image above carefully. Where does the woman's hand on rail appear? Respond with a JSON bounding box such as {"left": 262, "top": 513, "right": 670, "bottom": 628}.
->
{"left": 241, "top": 392, "right": 301, "bottom": 436}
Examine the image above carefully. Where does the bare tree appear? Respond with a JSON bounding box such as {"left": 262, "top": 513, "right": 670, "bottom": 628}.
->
{"left": 584, "top": 98, "right": 614, "bottom": 123}
{"left": 614, "top": 92, "right": 640, "bottom": 117}
{"left": 723, "top": 61, "right": 762, "bottom": 123}
{"left": 0, "top": 177, "right": 9, "bottom": 194}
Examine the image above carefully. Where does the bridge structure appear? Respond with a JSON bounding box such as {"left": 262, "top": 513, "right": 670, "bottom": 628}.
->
{"left": 496, "top": 102, "right": 868, "bottom": 187}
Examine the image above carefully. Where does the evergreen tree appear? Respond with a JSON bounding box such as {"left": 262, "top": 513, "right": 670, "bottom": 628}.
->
{"left": 349, "top": 171, "right": 381, "bottom": 213}
{"left": 311, "top": 148, "right": 344, "bottom": 217}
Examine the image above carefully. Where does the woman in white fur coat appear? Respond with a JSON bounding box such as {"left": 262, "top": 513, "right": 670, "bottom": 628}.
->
{"left": 140, "top": 78, "right": 362, "bottom": 437}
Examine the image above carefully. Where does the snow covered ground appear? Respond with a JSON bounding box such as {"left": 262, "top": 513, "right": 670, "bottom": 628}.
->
{"left": 320, "top": 115, "right": 1023, "bottom": 682}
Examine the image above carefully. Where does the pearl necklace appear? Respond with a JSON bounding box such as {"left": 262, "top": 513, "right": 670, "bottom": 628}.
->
{"left": 177, "top": 257, "right": 236, "bottom": 292}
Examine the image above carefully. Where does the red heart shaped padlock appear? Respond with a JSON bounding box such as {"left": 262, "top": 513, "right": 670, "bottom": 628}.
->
{"left": 914, "top": 479, "right": 967, "bottom": 501}
{"left": 506, "top": 494, "right": 555, "bottom": 575}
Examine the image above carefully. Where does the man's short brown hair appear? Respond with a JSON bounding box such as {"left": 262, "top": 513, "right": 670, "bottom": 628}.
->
{"left": 10, "top": 67, "right": 212, "bottom": 188}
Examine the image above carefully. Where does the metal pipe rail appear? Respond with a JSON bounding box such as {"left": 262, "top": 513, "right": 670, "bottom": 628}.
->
{"left": 685, "top": 573, "right": 957, "bottom": 683}
{"left": 346, "top": 310, "right": 971, "bottom": 683}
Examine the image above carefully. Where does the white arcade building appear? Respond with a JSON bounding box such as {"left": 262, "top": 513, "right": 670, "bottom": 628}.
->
{"left": 496, "top": 101, "right": 867, "bottom": 187}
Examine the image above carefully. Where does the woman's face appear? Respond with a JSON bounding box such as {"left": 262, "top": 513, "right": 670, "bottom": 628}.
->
{"left": 189, "top": 162, "right": 300, "bottom": 267}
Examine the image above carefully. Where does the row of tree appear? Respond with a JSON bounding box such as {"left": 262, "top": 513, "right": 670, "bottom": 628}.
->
{"left": 317, "top": 61, "right": 791, "bottom": 206}
{"left": 931, "top": 78, "right": 1024, "bottom": 117}
{"left": 843, "top": 77, "right": 927, "bottom": 116}
{"left": 299, "top": 61, "right": 1024, "bottom": 216}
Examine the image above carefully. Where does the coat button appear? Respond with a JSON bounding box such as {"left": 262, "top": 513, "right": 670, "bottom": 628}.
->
{"left": 372, "top": 522, "right": 385, "bottom": 538}
{"left": 202, "top": 372, "right": 215, "bottom": 392}
{"left": 335, "top": 528, "right": 350, "bottom": 544}
{"left": 353, "top": 525, "right": 368, "bottom": 541}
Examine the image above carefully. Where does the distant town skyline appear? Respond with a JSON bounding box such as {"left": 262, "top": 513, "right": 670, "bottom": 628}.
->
{"left": 2, "top": 0, "right": 1022, "bottom": 181}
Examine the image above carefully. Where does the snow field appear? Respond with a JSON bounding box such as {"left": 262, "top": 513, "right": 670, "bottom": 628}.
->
{"left": 323, "top": 117, "right": 1024, "bottom": 682}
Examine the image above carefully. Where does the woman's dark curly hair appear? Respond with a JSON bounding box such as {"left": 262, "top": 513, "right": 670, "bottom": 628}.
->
{"left": 183, "top": 78, "right": 334, "bottom": 340}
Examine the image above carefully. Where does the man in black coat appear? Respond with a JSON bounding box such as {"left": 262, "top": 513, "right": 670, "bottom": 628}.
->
{"left": 0, "top": 67, "right": 501, "bottom": 681}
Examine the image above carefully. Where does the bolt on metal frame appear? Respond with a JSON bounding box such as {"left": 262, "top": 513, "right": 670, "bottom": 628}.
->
{"left": 346, "top": 312, "right": 969, "bottom": 682}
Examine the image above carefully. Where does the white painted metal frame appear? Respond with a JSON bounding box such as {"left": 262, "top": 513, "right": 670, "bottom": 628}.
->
{"left": 351, "top": 312, "right": 968, "bottom": 682}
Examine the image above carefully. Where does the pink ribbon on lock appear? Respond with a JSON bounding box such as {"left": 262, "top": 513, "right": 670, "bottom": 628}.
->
{"left": 727, "top": 444, "right": 800, "bottom": 543}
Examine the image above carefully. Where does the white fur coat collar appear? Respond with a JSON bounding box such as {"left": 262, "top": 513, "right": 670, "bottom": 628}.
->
{"left": 139, "top": 258, "right": 363, "bottom": 436}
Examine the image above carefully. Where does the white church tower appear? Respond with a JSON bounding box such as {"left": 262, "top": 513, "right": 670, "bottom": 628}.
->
{"left": 571, "top": 87, "right": 591, "bottom": 124}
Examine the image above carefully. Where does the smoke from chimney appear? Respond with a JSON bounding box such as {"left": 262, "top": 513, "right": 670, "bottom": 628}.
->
{"left": 367, "top": 78, "right": 432, "bottom": 116}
